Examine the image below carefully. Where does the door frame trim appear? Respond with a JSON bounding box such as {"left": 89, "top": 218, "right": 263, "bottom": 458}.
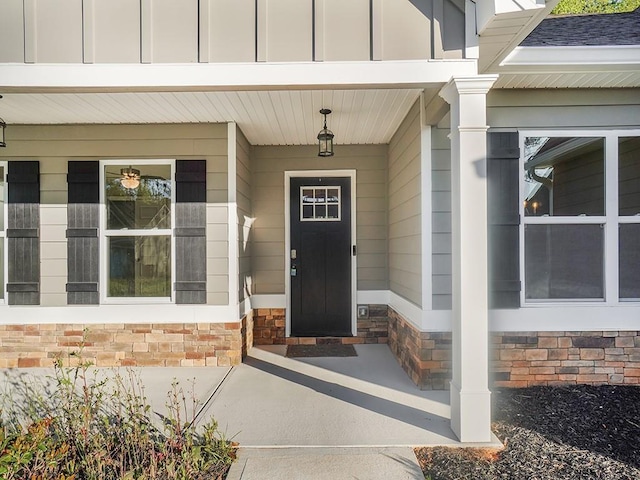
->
{"left": 284, "top": 170, "right": 357, "bottom": 337}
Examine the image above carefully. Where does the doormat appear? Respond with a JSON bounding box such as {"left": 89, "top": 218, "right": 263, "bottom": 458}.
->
{"left": 286, "top": 344, "right": 357, "bottom": 358}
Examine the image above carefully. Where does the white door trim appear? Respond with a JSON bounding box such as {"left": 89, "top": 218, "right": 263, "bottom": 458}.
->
{"left": 284, "top": 170, "right": 357, "bottom": 337}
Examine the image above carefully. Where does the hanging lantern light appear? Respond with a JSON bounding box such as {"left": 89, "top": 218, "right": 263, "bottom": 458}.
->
{"left": 317, "top": 108, "right": 334, "bottom": 157}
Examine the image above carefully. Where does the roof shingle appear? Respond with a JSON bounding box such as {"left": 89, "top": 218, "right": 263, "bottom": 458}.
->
{"left": 521, "top": 7, "right": 640, "bottom": 46}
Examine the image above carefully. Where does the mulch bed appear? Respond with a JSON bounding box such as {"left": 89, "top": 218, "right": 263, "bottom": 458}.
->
{"left": 415, "top": 385, "right": 640, "bottom": 479}
{"left": 286, "top": 344, "right": 358, "bottom": 358}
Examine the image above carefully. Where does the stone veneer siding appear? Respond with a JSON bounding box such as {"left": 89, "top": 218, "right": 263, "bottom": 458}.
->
{"left": 252, "top": 306, "right": 389, "bottom": 345}
{"left": 0, "top": 323, "right": 243, "bottom": 368}
{"left": 387, "top": 307, "right": 452, "bottom": 390}
{"left": 492, "top": 331, "right": 640, "bottom": 387}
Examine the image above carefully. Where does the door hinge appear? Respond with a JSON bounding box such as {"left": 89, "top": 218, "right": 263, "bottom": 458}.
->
{"left": 352, "top": 245, "right": 357, "bottom": 256}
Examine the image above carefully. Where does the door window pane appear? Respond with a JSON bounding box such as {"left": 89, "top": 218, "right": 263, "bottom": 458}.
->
{"left": 108, "top": 236, "right": 171, "bottom": 298}
{"left": 300, "top": 186, "right": 341, "bottom": 221}
{"left": 619, "top": 137, "right": 640, "bottom": 216}
{"left": 105, "top": 164, "right": 171, "bottom": 230}
{"left": 620, "top": 224, "right": 640, "bottom": 300}
{"left": 525, "top": 224, "right": 604, "bottom": 299}
{"left": 524, "top": 137, "right": 605, "bottom": 216}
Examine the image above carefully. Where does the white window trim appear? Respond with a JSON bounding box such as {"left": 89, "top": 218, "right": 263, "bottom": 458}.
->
{"left": 519, "top": 129, "right": 640, "bottom": 307}
{"left": 0, "top": 161, "right": 6, "bottom": 305}
{"left": 99, "top": 159, "right": 176, "bottom": 305}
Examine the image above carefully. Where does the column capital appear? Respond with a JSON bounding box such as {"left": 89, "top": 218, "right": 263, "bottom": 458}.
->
{"left": 438, "top": 75, "right": 499, "bottom": 105}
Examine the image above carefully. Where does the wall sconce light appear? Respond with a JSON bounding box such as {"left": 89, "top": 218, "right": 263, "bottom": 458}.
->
{"left": 317, "top": 108, "right": 334, "bottom": 157}
{"left": 120, "top": 166, "right": 141, "bottom": 189}
{"left": 0, "top": 95, "right": 6, "bottom": 148}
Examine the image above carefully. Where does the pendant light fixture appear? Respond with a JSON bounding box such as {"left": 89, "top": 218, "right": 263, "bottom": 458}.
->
{"left": 317, "top": 108, "right": 334, "bottom": 157}
{"left": 120, "top": 166, "right": 141, "bottom": 189}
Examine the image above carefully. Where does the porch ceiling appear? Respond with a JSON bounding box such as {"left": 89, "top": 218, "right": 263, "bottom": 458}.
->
{"left": 0, "top": 88, "right": 423, "bottom": 146}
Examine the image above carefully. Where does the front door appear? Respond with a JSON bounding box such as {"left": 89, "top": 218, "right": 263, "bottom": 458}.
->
{"left": 290, "top": 176, "right": 352, "bottom": 336}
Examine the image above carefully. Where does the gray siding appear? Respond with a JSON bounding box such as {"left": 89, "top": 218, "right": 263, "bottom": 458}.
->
{"left": 388, "top": 100, "right": 422, "bottom": 307}
{"left": 236, "top": 127, "right": 252, "bottom": 302}
{"left": 431, "top": 125, "right": 452, "bottom": 310}
{"left": 0, "top": 124, "right": 229, "bottom": 306}
{"left": 488, "top": 89, "right": 640, "bottom": 129}
{"left": 0, "top": 0, "right": 466, "bottom": 63}
{"left": 251, "top": 144, "right": 388, "bottom": 295}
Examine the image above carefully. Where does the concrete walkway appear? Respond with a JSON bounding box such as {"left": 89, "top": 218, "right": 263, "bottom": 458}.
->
{"left": 1, "top": 345, "right": 501, "bottom": 479}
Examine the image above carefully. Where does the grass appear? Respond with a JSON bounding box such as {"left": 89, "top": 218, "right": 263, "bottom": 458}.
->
{"left": 0, "top": 352, "right": 236, "bottom": 479}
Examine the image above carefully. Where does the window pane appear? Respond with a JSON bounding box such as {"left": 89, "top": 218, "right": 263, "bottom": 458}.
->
{"left": 525, "top": 224, "right": 604, "bottom": 299}
{"left": 0, "top": 165, "right": 4, "bottom": 231}
{"left": 620, "top": 224, "right": 640, "bottom": 299}
{"left": 105, "top": 164, "right": 171, "bottom": 230}
{"left": 0, "top": 238, "right": 3, "bottom": 300}
{"left": 619, "top": 137, "right": 640, "bottom": 216}
{"left": 524, "top": 137, "right": 605, "bottom": 217}
{"left": 108, "top": 236, "right": 171, "bottom": 298}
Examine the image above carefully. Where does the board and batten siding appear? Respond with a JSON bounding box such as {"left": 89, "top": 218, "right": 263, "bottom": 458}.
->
{"left": 388, "top": 100, "right": 422, "bottom": 307}
{"left": 0, "top": 124, "right": 229, "bottom": 306}
{"left": 251, "top": 144, "right": 388, "bottom": 295}
{"left": 236, "top": 127, "right": 252, "bottom": 303}
{"left": 0, "top": 0, "right": 465, "bottom": 64}
{"left": 431, "top": 125, "right": 452, "bottom": 310}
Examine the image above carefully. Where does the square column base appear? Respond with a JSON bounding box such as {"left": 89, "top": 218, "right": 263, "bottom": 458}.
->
{"left": 450, "top": 380, "right": 492, "bottom": 442}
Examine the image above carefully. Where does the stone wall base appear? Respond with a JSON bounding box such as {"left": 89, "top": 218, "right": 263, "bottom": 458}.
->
{"left": 493, "top": 331, "right": 640, "bottom": 387}
{"left": 388, "top": 307, "right": 452, "bottom": 390}
{"left": 252, "top": 305, "right": 389, "bottom": 345}
{"left": 0, "top": 323, "right": 243, "bottom": 368}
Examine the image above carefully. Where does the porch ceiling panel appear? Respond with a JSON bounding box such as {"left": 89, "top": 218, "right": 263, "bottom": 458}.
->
{"left": 0, "top": 89, "right": 422, "bottom": 146}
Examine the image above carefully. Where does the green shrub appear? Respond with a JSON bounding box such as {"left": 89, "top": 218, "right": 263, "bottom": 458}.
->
{"left": 0, "top": 353, "right": 236, "bottom": 479}
{"left": 552, "top": 0, "right": 640, "bottom": 15}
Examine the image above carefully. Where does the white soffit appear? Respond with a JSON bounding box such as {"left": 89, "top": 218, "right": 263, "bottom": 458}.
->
{"left": 0, "top": 89, "right": 423, "bottom": 146}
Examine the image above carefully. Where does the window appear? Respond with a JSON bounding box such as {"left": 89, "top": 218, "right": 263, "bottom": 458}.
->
{"left": 0, "top": 162, "right": 5, "bottom": 303}
{"left": 521, "top": 132, "right": 640, "bottom": 304}
{"left": 101, "top": 161, "right": 174, "bottom": 302}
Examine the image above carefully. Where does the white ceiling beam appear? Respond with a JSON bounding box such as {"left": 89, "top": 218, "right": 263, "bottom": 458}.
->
{"left": 0, "top": 60, "right": 477, "bottom": 93}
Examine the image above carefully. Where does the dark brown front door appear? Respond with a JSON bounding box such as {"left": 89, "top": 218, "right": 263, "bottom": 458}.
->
{"left": 290, "top": 176, "right": 352, "bottom": 336}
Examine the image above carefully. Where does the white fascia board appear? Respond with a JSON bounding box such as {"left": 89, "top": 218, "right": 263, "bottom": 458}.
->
{"left": 0, "top": 60, "right": 477, "bottom": 92}
{"left": 501, "top": 45, "right": 640, "bottom": 70}
{"left": 476, "top": 0, "right": 548, "bottom": 35}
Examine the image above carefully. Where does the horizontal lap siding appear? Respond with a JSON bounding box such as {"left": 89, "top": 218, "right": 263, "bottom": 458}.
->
{"left": 431, "top": 126, "right": 452, "bottom": 310}
{"left": 0, "top": 124, "right": 229, "bottom": 306}
{"left": 251, "top": 144, "right": 388, "bottom": 295}
{"left": 236, "top": 127, "right": 252, "bottom": 302}
{"left": 388, "top": 100, "right": 422, "bottom": 307}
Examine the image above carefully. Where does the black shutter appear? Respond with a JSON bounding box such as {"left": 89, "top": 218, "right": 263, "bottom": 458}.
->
{"left": 174, "top": 160, "right": 207, "bottom": 304}
{"left": 7, "top": 161, "right": 40, "bottom": 305}
{"left": 66, "top": 161, "right": 99, "bottom": 304}
{"left": 487, "top": 132, "right": 521, "bottom": 308}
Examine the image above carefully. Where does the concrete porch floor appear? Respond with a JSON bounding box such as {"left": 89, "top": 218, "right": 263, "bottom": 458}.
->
{"left": 1, "top": 344, "right": 501, "bottom": 479}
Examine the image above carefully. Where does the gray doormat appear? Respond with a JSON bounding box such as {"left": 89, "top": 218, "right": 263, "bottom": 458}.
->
{"left": 286, "top": 344, "right": 357, "bottom": 358}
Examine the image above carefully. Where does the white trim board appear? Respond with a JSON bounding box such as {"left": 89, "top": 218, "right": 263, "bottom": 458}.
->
{"left": 0, "top": 304, "right": 236, "bottom": 324}
{"left": 0, "top": 60, "right": 478, "bottom": 91}
{"left": 0, "top": 161, "right": 6, "bottom": 305}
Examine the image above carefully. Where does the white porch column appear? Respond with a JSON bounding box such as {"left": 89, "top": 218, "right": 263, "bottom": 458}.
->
{"left": 439, "top": 75, "right": 497, "bottom": 443}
